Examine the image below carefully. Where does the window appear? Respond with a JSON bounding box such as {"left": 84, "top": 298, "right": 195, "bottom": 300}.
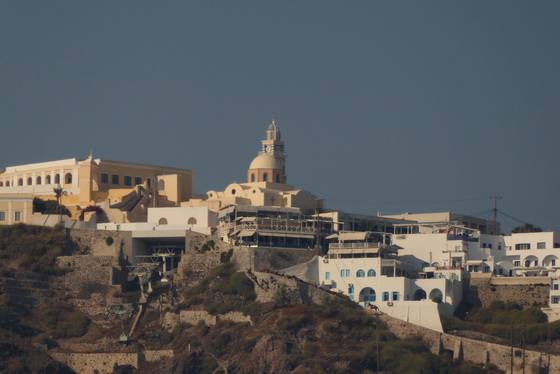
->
{"left": 392, "top": 292, "right": 400, "bottom": 301}
{"left": 65, "top": 173, "right": 72, "bottom": 184}
{"left": 5, "top": 181, "right": 9, "bottom": 187}
{"left": 187, "top": 217, "right": 197, "bottom": 225}
{"left": 36, "top": 176, "right": 41, "bottom": 185}
{"left": 553, "top": 260, "right": 556, "bottom": 267}
{"left": 276, "top": 173, "right": 280, "bottom": 183}
{"left": 488, "top": 244, "right": 492, "bottom": 249}
{"left": 14, "top": 211, "right": 21, "bottom": 222}
{"left": 356, "top": 270, "right": 365, "bottom": 277}
{"left": 367, "top": 269, "right": 376, "bottom": 277}
{"left": 345, "top": 269, "right": 350, "bottom": 277}
{"left": 101, "top": 174, "right": 109, "bottom": 184}
{"left": 538, "top": 242, "right": 546, "bottom": 249}
{"left": 340, "top": 269, "right": 346, "bottom": 277}
{"left": 554, "top": 284, "right": 559, "bottom": 291}
{"left": 251, "top": 173, "right": 255, "bottom": 182}
{"left": 124, "top": 176, "right": 132, "bottom": 186}
{"left": 27, "top": 177, "right": 32, "bottom": 185}
{"left": 18, "top": 178, "right": 23, "bottom": 186}
{"left": 474, "top": 266, "right": 479, "bottom": 272}
{"left": 484, "top": 267, "right": 491, "bottom": 273}
{"left": 325, "top": 272, "right": 330, "bottom": 280}
{"left": 0, "top": 211, "right": 5, "bottom": 221}
{"left": 54, "top": 174, "right": 60, "bottom": 184}
{"left": 382, "top": 292, "right": 389, "bottom": 302}
{"left": 135, "top": 177, "right": 142, "bottom": 185}
{"left": 111, "top": 174, "right": 119, "bottom": 185}
{"left": 482, "top": 243, "right": 487, "bottom": 248}
{"left": 158, "top": 180, "right": 165, "bottom": 190}
{"left": 534, "top": 260, "right": 539, "bottom": 266}
{"left": 525, "top": 261, "right": 530, "bottom": 267}
{"left": 45, "top": 175, "right": 51, "bottom": 184}
{"left": 263, "top": 172, "right": 268, "bottom": 182}
{"left": 516, "top": 243, "right": 531, "bottom": 250}
{"left": 348, "top": 286, "right": 354, "bottom": 294}
{"left": 553, "top": 297, "right": 559, "bottom": 304}
{"left": 0, "top": 182, "right": 3, "bottom": 187}
{"left": 514, "top": 261, "right": 520, "bottom": 266}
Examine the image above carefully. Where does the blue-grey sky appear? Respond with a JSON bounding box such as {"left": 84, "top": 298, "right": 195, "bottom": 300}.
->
{"left": 2, "top": 1, "right": 559, "bottom": 232}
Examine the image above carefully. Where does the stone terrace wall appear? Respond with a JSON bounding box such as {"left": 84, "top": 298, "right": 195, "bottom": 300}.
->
{"left": 67, "top": 228, "right": 126, "bottom": 257}
{"left": 54, "top": 255, "right": 121, "bottom": 315}
{"left": 250, "top": 271, "right": 336, "bottom": 305}
{"left": 379, "top": 314, "right": 560, "bottom": 374}
{"left": 50, "top": 350, "right": 174, "bottom": 374}
{"left": 233, "top": 246, "right": 316, "bottom": 272}
{"left": 50, "top": 352, "right": 138, "bottom": 374}
{"left": 466, "top": 278, "right": 549, "bottom": 309}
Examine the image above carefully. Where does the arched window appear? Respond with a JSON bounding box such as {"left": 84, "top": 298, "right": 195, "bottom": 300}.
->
{"left": 18, "top": 178, "right": 23, "bottom": 186}
{"left": 231, "top": 189, "right": 236, "bottom": 195}
{"left": 359, "top": 288, "right": 376, "bottom": 305}
{"left": 0, "top": 182, "right": 3, "bottom": 187}
{"left": 263, "top": 172, "right": 268, "bottom": 182}
{"left": 5, "top": 181, "right": 9, "bottom": 187}
{"left": 158, "top": 218, "right": 168, "bottom": 225}
{"left": 357, "top": 269, "right": 365, "bottom": 277}
{"left": 54, "top": 174, "right": 60, "bottom": 184}
{"left": 367, "top": 269, "right": 376, "bottom": 277}
{"left": 187, "top": 217, "right": 197, "bottom": 225}
{"left": 276, "top": 173, "right": 280, "bottom": 183}
{"left": 36, "top": 176, "right": 42, "bottom": 185}
{"left": 157, "top": 179, "right": 165, "bottom": 191}
{"left": 27, "top": 177, "right": 32, "bottom": 185}
{"left": 65, "top": 173, "right": 72, "bottom": 184}
{"left": 46, "top": 175, "right": 51, "bottom": 184}
{"left": 251, "top": 173, "right": 255, "bottom": 182}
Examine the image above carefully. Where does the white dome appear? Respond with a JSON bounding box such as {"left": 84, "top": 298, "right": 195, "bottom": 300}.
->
{"left": 249, "top": 154, "right": 283, "bottom": 169}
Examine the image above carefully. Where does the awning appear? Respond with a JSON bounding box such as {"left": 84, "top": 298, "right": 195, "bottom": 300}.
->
{"left": 465, "top": 260, "right": 485, "bottom": 265}
{"left": 238, "top": 230, "right": 256, "bottom": 237}
{"left": 241, "top": 217, "right": 256, "bottom": 222}
{"left": 338, "top": 232, "right": 368, "bottom": 242}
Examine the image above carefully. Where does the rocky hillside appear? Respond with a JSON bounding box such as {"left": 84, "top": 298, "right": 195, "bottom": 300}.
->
{"left": 0, "top": 224, "right": 504, "bottom": 374}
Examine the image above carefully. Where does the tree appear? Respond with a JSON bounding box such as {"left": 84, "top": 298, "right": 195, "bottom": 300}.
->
{"left": 52, "top": 187, "right": 67, "bottom": 223}
{"left": 512, "top": 223, "right": 542, "bottom": 233}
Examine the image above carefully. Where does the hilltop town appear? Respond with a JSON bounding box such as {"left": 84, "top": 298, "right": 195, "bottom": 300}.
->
{"left": 1, "top": 120, "right": 559, "bottom": 373}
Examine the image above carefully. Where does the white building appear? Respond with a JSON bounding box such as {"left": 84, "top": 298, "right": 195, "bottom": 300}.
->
{"left": 317, "top": 231, "right": 463, "bottom": 332}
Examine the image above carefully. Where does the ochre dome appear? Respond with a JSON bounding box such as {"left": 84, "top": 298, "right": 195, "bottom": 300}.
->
{"left": 249, "top": 154, "right": 283, "bottom": 170}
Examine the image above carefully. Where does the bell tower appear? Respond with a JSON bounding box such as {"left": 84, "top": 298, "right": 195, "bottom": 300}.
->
{"left": 247, "top": 118, "right": 287, "bottom": 184}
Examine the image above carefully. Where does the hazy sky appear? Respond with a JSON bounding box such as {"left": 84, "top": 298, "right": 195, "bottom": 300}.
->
{"left": 2, "top": 2, "right": 559, "bottom": 232}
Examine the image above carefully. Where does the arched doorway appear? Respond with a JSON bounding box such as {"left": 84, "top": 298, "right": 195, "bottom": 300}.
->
{"left": 413, "top": 289, "right": 427, "bottom": 300}
{"left": 158, "top": 218, "right": 168, "bottom": 225}
{"left": 359, "top": 287, "right": 376, "bottom": 306}
{"left": 429, "top": 288, "right": 443, "bottom": 302}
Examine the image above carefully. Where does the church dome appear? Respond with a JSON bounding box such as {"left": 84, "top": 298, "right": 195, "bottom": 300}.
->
{"left": 249, "top": 154, "right": 283, "bottom": 170}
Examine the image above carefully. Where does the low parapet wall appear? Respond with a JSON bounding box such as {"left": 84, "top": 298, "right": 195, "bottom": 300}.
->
{"left": 379, "top": 314, "right": 560, "bottom": 373}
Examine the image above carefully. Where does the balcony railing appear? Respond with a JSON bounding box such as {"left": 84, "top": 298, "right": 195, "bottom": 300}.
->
{"left": 329, "top": 242, "right": 384, "bottom": 250}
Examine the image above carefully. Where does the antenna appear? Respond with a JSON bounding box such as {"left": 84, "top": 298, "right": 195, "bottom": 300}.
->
{"left": 490, "top": 196, "right": 502, "bottom": 234}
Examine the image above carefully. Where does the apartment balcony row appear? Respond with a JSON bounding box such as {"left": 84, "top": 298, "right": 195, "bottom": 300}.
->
{"left": 329, "top": 242, "right": 385, "bottom": 250}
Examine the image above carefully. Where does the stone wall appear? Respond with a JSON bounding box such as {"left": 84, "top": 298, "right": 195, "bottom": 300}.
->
{"left": 233, "top": 246, "right": 316, "bottom": 272}
{"left": 67, "top": 228, "right": 126, "bottom": 257}
{"left": 379, "top": 313, "right": 560, "bottom": 374}
{"left": 50, "top": 352, "right": 138, "bottom": 374}
{"left": 53, "top": 255, "right": 121, "bottom": 316}
{"left": 176, "top": 310, "right": 253, "bottom": 327}
{"left": 50, "top": 350, "right": 174, "bottom": 374}
{"left": 250, "top": 271, "right": 337, "bottom": 305}
{"left": 466, "top": 278, "right": 549, "bottom": 309}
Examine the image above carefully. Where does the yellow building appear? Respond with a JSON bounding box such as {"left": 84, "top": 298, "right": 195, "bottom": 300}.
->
{"left": 188, "top": 119, "right": 321, "bottom": 214}
{"left": 0, "top": 154, "right": 196, "bottom": 224}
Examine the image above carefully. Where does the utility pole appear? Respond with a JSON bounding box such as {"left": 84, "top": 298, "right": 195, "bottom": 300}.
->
{"left": 490, "top": 196, "right": 502, "bottom": 235}
{"left": 314, "top": 198, "right": 323, "bottom": 255}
